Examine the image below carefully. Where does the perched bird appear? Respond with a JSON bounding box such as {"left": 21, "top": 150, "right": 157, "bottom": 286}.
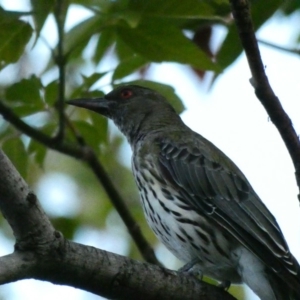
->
{"left": 68, "top": 85, "right": 300, "bottom": 300}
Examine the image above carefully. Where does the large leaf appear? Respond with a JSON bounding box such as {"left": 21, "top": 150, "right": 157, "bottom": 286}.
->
{"left": 72, "top": 0, "right": 127, "bottom": 14}
{"left": 93, "top": 29, "right": 115, "bottom": 63}
{"left": 114, "top": 36, "right": 136, "bottom": 61}
{"left": 30, "top": 0, "right": 55, "bottom": 41}
{"left": 117, "top": 18, "right": 220, "bottom": 71}
{"left": 0, "top": 6, "right": 33, "bottom": 19}
{"left": 215, "top": 25, "right": 241, "bottom": 70}
{"left": 131, "top": 0, "right": 215, "bottom": 19}
{"left": 112, "top": 55, "right": 148, "bottom": 81}
{"left": 64, "top": 14, "right": 104, "bottom": 57}
{"left": 122, "top": 80, "right": 185, "bottom": 114}
{"left": 0, "top": 14, "right": 32, "bottom": 69}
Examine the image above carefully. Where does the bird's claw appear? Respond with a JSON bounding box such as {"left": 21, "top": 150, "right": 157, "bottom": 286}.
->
{"left": 178, "top": 259, "right": 203, "bottom": 279}
{"left": 218, "top": 280, "right": 231, "bottom": 291}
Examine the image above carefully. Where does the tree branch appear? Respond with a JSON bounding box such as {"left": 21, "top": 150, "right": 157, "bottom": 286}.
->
{"left": 0, "top": 148, "right": 236, "bottom": 300}
{"left": 0, "top": 144, "right": 54, "bottom": 246}
{"left": 0, "top": 100, "right": 159, "bottom": 265}
{"left": 53, "top": 0, "right": 67, "bottom": 141}
{"left": 258, "top": 39, "right": 300, "bottom": 56}
{"left": 229, "top": 0, "right": 300, "bottom": 199}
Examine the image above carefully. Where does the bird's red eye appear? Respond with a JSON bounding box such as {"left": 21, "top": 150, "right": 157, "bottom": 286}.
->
{"left": 120, "top": 89, "right": 133, "bottom": 99}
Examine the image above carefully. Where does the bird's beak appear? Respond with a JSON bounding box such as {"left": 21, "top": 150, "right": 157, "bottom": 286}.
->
{"left": 66, "top": 98, "right": 110, "bottom": 115}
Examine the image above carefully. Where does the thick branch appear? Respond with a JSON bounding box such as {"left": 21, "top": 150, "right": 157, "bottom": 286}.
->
{"left": 0, "top": 148, "right": 235, "bottom": 300}
{"left": 229, "top": 0, "right": 300, "bottom": 197}
{"left": 0, "top": 101, "right": 159, "bottom": 265}
{"left": 0, "top": 147, "right": 55, "bottom": 248}
{"left": 0, "top": 243, "right": 236, "bottom": 300}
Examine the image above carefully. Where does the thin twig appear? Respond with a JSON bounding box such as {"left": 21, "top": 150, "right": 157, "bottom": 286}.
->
{"left": 65, "top": 113, "right": 86, "bottom": 146}
{"left": 53, "top": 0, "right": 66, "bottom": 142}
{"left": 0, "top": 101, "right": 160, "bottom": 265}
{"left": 258, "top": 39, "right": 300, "bottom": 56}
{"left": 229, "top": 0, "right": 300, "bottom": 200}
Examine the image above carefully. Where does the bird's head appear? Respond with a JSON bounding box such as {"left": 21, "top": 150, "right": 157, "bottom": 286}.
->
{"left": 67, "top": 85, "right": 182, "bottom": 144}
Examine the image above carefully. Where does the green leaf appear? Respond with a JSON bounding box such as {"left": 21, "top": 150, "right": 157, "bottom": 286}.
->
{"left": 28, "top": 139, "right": 48, "bottom": 168}
{"left": 64, "top": 14, "right": 104, "bottom": 57}
{"left": 217, "top": 0, "right": 282, "bottom": 71}
{"left": 281, "top": 0, "right": 299, "bottom": 15}
{"left": 72, "top": 120, "right": 105, "bottom": 151}
{"left": 216, "top": 24, "right": 241, "bottom": 70}
{"left": 72, "top": 0, "right": 126, "bottom": 14}
{"left": 0, "top": 16, "right": 32, "bottom": 69}
{"left": 115, "top": 36, "right": 136, "bottom": 61}
{"left": 134, "top": 0, "right": 215, "bottom": 19}
{"left": 2, "top": 138, "right": 28, "bottom": 178}
{"left": 123, "top": 80, "right": 185, "bottom": 114}
{"left": 0, "top": 6, "right": 33, "bottom": 19}
{"left": 251, "top": 0, "right": 282, "bottom": 27}
{"left": 45, "top": 80, "right": 58, "bottom": 106}
{"left": 30, "top": 0, "right": 55, "bottom": 40}
{"left": 90, "top": 111, "right": 108, "bottom": 144}
{"left": 112, "top": 55, "right": 148, "bottom": 81}
{"left": 5, "top": 75, "right": 43, "bottom": 103}
{"left": 117, "top": 19, "right": 220, "bottom": 71}
{"left": 69, "top": 86, "right": 105, "bottom": 100}
{"left": 93, "top": 29, "right": 115, "bottom": 63}
{"left": 83, "top": 90, "right": 105, "bottom": 98}
{"left": 116, "top": 9, "right": 141, "bottom": 28}
{"left": 5, "top": 75, "right": 44, "bottom": 116}
{"left": 81, "top": 72, "right": 107, "bottom": 89}
{"left": 68, "top": 75, "right": 106, "bottom": 100}
{"left": 9, "top": 105, "right": 44, "bottom": 116}
{"left": 28, "top": 122, "right": 57, "bottom": 167}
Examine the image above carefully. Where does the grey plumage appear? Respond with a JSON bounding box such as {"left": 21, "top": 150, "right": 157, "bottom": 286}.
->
{"left": 67, "top": 85, "right": 300, "bottom": 300}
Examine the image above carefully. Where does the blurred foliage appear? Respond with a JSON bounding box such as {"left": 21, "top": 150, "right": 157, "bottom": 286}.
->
{"left": 0, "top": 0, "right": 299, "bottom": 298}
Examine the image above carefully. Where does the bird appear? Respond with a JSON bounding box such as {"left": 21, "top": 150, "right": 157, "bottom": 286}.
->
{"left": 67, "top": 85, "right": 300, "bottom": 300}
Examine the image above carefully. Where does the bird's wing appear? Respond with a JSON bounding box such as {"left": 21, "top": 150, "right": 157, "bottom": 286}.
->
{"left": 158, "top": 138, "right": 299, "bottom": 282}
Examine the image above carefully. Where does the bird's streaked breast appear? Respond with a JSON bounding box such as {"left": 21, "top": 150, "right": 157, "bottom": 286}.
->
{"left": 132, "top": 153, "right": 240, "bottom": 281}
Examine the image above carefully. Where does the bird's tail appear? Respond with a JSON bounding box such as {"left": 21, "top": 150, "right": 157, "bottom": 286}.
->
{"left": 266, "top": 270, "right": 300, "bottom": 300}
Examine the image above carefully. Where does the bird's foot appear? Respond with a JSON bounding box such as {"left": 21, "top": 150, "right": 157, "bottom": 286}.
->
{"left": 178, "top": 259, "right": 203, "bottom": 279}
{"left": 218, "top": 280, "right": 231, "bottom": 291}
